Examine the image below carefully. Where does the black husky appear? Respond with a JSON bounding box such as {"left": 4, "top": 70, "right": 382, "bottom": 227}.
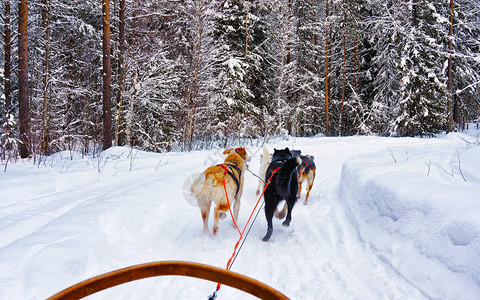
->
{"left": 262, "top": 147, "right": 301, "bottom": 241}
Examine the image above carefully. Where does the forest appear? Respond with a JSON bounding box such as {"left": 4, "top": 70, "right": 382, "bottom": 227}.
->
{"left": 1, "top": 0, "right": 480, "bottom": 159}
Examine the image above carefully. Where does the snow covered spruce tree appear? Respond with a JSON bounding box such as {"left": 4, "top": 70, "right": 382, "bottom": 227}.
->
{"left": 207, "top": 0, "right": 268, "bottom": 145}
{"left": 449, "top": 0, "right": 480, "bottom": 129}
{"left": 393, "top": 0, "right": 449, "bottom": 136}
{"left": 286, "top": 0, "right": 324, "bottom": 136}
{"left": 357, "top": 0, "right": 403, "bottom": 135}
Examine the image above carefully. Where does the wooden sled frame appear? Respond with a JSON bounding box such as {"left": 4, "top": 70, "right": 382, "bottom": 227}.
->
{"left": 47, "top": 260, "right": 289, "bottom": 299}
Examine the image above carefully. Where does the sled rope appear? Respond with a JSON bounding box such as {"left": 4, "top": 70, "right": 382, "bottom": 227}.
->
{"left": 246, "top": 166, "right": 265, "bottom": 183}
{"left": 210, "top": 167, "right": 279, "bottom": 300}
{"left": 219, "top": 164, "right": 242, "bottom": 235}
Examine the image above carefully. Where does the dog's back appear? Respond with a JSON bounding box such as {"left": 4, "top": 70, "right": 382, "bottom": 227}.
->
{"left": 270, "top": 155, "right": 301, "bottom": 200}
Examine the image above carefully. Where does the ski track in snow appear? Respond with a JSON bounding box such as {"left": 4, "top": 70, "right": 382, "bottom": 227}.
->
{"left": 0, "top": 135, "right": 475, "bottom": 299}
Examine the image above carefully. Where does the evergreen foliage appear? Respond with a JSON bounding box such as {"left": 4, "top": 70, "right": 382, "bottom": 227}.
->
{"left": 1, "top": 0, "right": 479, "bottom": 156}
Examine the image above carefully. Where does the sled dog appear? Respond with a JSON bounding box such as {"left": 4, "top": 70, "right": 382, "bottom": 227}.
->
{"left": 191, "top": 147, "right": 250, "bottom": 236}
{"left": 297, "top": 155, "right": 316, "bottom": 205}
{"left": 262, "top": 147, "right": 301, "bottom": 241}
{"left": 256, "top": 147, "right": 272, "bottom": 196}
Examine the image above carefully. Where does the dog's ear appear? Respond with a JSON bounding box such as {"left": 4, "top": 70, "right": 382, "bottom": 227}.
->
{"left": 223, "top": 148, "right": 233, "bottom": 155}
{"left": 285, "top": 147, "right": 290, "bottom": 152}
{"left": 235, "top": 147, "right": 247, "bottom": 159}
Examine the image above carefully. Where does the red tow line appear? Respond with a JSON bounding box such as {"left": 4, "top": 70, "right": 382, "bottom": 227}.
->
{"left": 211, "top": 166, "right": 280, "bottom": 299}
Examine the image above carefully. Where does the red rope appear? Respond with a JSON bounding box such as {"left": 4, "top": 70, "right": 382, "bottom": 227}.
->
{"left": 219, "top": 164, "right": 242, "bottom": 235}
{"left": 214, "top": 167, "right": 280, "bottom": 294}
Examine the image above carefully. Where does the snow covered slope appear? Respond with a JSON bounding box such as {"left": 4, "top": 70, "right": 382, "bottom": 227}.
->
{"left": 1, "top": 129, "right": 479, "bottom": 299}
{"left": 339, "top": 132, "right": 480, "bottom": 299}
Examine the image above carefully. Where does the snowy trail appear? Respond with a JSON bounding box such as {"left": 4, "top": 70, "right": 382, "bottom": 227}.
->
{"left": 0, "top": 135, "right": 475, "bottom": 299}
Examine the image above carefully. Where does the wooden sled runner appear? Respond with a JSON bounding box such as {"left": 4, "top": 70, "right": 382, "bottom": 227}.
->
{"left": 47, "top": 260, "right": 289, "bottom": 300}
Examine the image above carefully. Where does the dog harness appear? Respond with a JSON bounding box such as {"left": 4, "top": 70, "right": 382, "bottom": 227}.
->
{"left": 218, "top": 163, "right": 242, "bottom": 197}
{"left": 299, "top": 156, "right": 315, "bottom": 176}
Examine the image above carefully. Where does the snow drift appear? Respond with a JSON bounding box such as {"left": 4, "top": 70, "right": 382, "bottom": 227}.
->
{"left": 339, "top": 132, "right": 480, "bottom": 299}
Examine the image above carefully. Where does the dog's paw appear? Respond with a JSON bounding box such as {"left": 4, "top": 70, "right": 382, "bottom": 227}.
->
{"left": 275, "top": 211, "right": 286, "bottom": 220}
{"left": 219, "top": 212, "right": 226, "bottom": 220}
{"left": 282, "top": 220, "right": 291, "bottom": 227}
{"left": 256, "top": 189, "right": 260, "bottom": 196}
{"left": 213, "top": 226, "right": 219, "bottom": 236}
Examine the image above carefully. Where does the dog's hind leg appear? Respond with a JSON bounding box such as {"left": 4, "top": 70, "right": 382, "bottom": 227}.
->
{"left": 297, "top": 178, "right": 303, "bottom": 199}
{"left": 212, "top": 207, "right": 220, "bottom": 236}
{"left": 233, "top": 198, "right": 241, "bottom": 225}
{"left": 256, "top": 180, "right": 264, "bottom": 196}
{"left": 282, "top": 196, "right": 296, "bottom": 227}
{"left": 262, "top": 201, "right": 275, "bottom": 241}
{"left": 200, "top": 201, "right": 211, "bottom": 235}
{"left": 274, "top": 202, "right": 288, "bottom": 220}
{"left": 304, "top": 181, "right": 313, "bottom": 205}
{"left": 304, "top": 171, "right": 315, "bottom": 205}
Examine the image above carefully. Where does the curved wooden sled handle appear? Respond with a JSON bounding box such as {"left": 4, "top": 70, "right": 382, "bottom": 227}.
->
{"left": 47, "top": 260, "right": 289, "bottom": 300}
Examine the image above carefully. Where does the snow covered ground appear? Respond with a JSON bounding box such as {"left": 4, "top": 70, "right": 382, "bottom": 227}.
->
{"left": 1, "top": 127, "right": 479, "bottom": 299}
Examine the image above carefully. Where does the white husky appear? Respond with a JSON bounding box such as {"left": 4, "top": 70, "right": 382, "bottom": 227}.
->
{"left": 256, "top": 147, "right": 272, "bottom": 196}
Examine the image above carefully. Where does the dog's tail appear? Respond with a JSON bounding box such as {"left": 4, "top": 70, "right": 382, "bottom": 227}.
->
{"left": 190, "top": 173, "right": 206, "bottom": 197}
{"left": 277, "top": 156, "right": 301, "bottom": 185}
{"left": 262, "top": 147, "right": 270, "bottom": 161}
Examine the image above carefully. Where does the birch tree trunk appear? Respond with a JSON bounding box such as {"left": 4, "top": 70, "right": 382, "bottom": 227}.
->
{"left": 18, "top": 0, "right": 30, "bottom": 158}
{"left": 102, "top": 0, "right": 112, "bottom": 150}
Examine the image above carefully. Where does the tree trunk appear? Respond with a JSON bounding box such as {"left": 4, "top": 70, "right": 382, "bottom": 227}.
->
{"left": 286, "top": 0, "right": 292, "bottom": 65}
{"left": 314, "top": 33, "right": 318, "bottom": 70}
{"left": 41, "top": 0, "right": 51, "bottom": 154}
{"left": 18, "top": 0, "right": 30, "bottom": 158}
{"left": 115, "top": 49, "right": 129, "bottom": 147}
{"left": 115, "top": 0, "right": 126, "bottom": 146}
{"left": 447, "top": 0, "right": 454, "bottom": 132}
{"left": 352, "top": 1, "right": 358, "bottom": 93}
{"left": 244, "top": 0, "right": 250, "bottom": 59}
{"left": 102, "top": 0, "right": 112, "bottom": 150}
{"left": 185, "top": 3, "right": 204, "bottom": 151}
{"left": 340, "top": 10, "right": 347, "bottom": 137}
{"left": 3, "top": 0, "right": 12, "bottom": 114}
{"left": 126, "top": 9, "right": 137, "bottom": 146}
{"left": 324, "top": 0, "right": 330, "bottom": 137}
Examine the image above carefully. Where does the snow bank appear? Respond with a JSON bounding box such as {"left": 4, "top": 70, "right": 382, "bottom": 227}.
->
{"left": 339, "top": 132, "right": 480, "bottom": 299}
